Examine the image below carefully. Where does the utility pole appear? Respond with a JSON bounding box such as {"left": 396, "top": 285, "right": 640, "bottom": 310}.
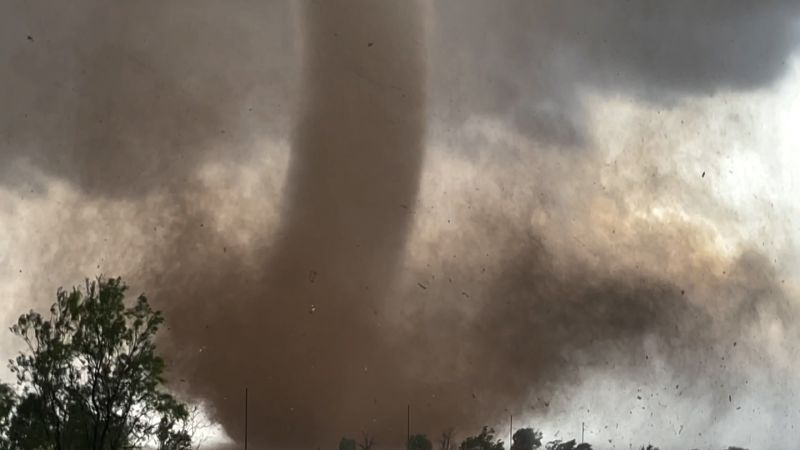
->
{"left": 581, "top": 422, "right": 584, "bottom": 444}
{"left": 245, "top": 388, "right": 249, "bottom": 450}
{"left": 407, "top": 404, "right": 410, "bottom": 450}
{"left": 509, "top": 414, "right": 513, "bottom": 448}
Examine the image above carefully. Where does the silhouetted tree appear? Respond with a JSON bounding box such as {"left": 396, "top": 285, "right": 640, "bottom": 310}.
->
{"left": 5, "top": 393, "right": 50, "bottom": 449}
{"left": 359, "top": 432, "right": 375, "bottom": 450}
{"left": 440, "top": 428, "right": 455, "bottom": 450}
{"left": 511, "top": 428, "right": 543, "bottom": 450}
{"left": 546, "top": 439, "right": 571, "bottom": 450}
{"left": 545, "top": 439, "right": 592, "bottom": 450}
{"left": 639, "top": 446, "right": 659, "bottom": 450}
{"left": 340, "top": 436, "right": 357, "bottom": 450}
{"left": 409, "top": 434, "right": 432, "bottom": 450}
{"left": 460, "top": 426, "right": 504, "bottom": 450}
{"left": 5, "top": 277, "right": 193, "bottom": 450}
{"left": 0, "top": 383, "right": 14, "bottom": 449}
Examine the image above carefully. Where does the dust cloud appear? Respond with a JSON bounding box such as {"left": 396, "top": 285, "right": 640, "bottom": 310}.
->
{"left": 1, "top": 1, "right": 799, "bottom": 449}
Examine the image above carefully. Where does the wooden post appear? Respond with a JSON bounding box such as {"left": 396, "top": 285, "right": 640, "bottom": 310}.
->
{"left": 407, "top": 404, "right": 410, "bottom": 449}
{"left": 245, "top": 388, "right": 248, "bottom": 450}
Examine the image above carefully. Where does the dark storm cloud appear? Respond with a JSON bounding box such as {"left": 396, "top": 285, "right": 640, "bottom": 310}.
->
{"left": 0, "top": 0, "right": 295, "bottom": 196}
{"left": 430, "top": 0, "right": 800, "bottom": 144}
{"left": 1, "top": 1, "right": 799, "bottom": 449}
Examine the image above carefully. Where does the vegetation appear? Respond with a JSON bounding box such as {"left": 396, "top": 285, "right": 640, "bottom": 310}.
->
{"left": 544, "top": 440, "right": 592, "bottom": 450}
{"left": 440, "top": 428, "right": 455, "bottom": 450}
{"left": 340, "top": 436, "right": 357, "bottom": 450}
{"left": 359, "top": 432, "right": 375, "bottom": 450}
{"left": 409, "top": 434, "right": 432, "bottom": 450}
{"left": 511, "top": 428, "right": 542, "bottom": 450}
{"left": 0, "top": 277, "right": 194, "bottom": 450}
{"left": 459, "top": 426, "right": 504, "bottom": 450}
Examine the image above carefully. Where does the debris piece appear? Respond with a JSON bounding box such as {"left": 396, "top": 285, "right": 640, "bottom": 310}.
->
{"left": 417, "top": 282, "right": 427, "bottom": 290}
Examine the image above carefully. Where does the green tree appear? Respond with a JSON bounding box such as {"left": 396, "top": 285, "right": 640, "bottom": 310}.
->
{"left": 511, "top": 428, "right": 542, "bottom": 450}
{"left": 409, "top": 434, "right": 432, "bottom": 450}
{"left": 340, "top": 437, "right": 357, "bottom": 450}
{"left": 459, "top": 427, "right": 504, "bottom": 450}
{"left": 6, "top": 276, "right": 193, "bottom": 450}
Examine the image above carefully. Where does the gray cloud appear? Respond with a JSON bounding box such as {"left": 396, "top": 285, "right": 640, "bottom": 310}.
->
{"left": 1, "top": 1, "right": 799, "bottom": 449}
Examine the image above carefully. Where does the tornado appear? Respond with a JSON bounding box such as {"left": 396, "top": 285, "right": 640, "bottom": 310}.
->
{"left": 161, "top": 1, "right": 427, "bottom": 447}
{"left": 3, "top": 1, "right": 800, "bottom": 449}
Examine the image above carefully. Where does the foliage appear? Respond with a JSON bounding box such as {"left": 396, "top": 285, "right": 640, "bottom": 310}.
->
{"left": 511, "top": 428, "right": 542, "bottom": 450}
{"left": 544, "top": 440, "right": 591, "bottom": 450}
{"left": 0, "top": 383, "right": 16, "bottom": 449}
{"left": 440, "top": 428, "right": 455, "bottom": 450}
{"left": 460, "top": 426, "right": 504, "bottom": 450}
{"left": 359, "top": 432, "right": 375, "bottom": 450}
{"left": 5, "top": 277, "right": 193, "bottom": 450}
{"left": 340, "top": 436, "right": 357, "bottom": 450}
{"left": 546, "top": 441, "right": 573, "bottom": 450}
{"left": 409, "top": 433, "right": 432, "bottom": 450}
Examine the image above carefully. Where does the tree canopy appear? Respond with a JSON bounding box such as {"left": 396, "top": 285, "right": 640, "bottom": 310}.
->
{"left": 511, "top": 427, "right": 543, "bottom": 450}
{"left": 340, "top": 436, "right": 357, "bottom": 450}
{"left": 0, "top": 277, "right": 193, "bottom": 450}
{"left": 459, "top": 426, "right": 504, "bottom": 450}
{"left": 409, "top": 433, "right": 433, "bottom": 450}
{"left": 544, "top": 439, "right": 592, "bottom": 450}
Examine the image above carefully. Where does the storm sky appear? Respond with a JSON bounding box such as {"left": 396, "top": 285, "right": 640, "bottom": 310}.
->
{"left": 1, "top": 2, "right": 800, "bottom": 449}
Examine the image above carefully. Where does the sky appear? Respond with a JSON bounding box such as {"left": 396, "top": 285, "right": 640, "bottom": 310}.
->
{"left": 1, "top": 2, "right": 800, "bottom": 449}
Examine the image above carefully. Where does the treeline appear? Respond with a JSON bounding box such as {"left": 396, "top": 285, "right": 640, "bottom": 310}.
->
{"left": 343, "top": 429, "right": 748, "bottom": 450}
{"left": 340, "top": 427, "right": 633, "bottom": 450}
